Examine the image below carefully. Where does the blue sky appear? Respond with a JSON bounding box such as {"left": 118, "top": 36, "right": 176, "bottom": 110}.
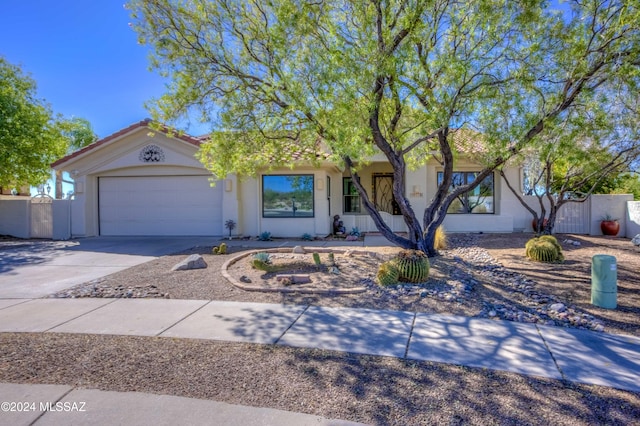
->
{"left": 0, "top": 1, "right": 208, "bottom": 139}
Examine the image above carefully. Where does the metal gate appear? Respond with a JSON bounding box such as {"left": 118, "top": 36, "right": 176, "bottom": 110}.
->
{"left": 555, "top": 200, "right": 591, "bottom": 234}
{"left": 31, "top": 194, "right": 53, "bottom": 239}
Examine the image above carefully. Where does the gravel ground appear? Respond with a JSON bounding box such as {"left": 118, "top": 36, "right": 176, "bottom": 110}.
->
{"left": 52, "top": 233, "right": 640, "bottom": 336}
{"left": 4, "top": 233, "right": 639, "bottom": 424}
{"left": 1, "top": 333, "right": 639, "bottom": 425}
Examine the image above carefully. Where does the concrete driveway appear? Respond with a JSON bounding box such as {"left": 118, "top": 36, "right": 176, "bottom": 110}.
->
{"left": 0, "top": 237, "right": 218, "bottom": 298}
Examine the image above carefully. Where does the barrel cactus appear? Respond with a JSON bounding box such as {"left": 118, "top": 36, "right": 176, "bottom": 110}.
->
{"left": 538, "top": 235, "right": 563, "bottom": 255}
{"left": 376, "top": 261, "right": 400, "bottom": 286}
{"left": 525, "top": 237, "right": 564, "bottom": 263}
{"left": 394, "top": 249, "right": 430, "bottom": 283}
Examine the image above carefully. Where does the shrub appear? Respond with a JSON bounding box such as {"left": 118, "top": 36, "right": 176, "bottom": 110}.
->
{"left": 251, "top": 259, "right": 276, "bottom": 271}
{"left": 350, "top": 227, "right": 361, "bottom": 238}
{"left": 434, "top": 226, "right": 447, "bottom": 250}
{"left": 394, "top": 249, "right": 430, "bottom": 283}
{"left": 377, "top": 261, "right": 400, "bottom": 286}
{"left": 258, "top": 231, "right": 272, "bottom": 241}
{"left": 301, "top": 233, "right": 314, "bottom": 241}
{"left": 251, "top": 253, "right": 276, "bottom": 271}
{"left": 525, "top": 237, "right": 564, "bottom": 263}
{"left": 312, "top": 252, "right": 321, "bottom": 267}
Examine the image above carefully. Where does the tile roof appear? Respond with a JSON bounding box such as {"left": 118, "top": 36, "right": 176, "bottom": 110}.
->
{"left": 51, "top": 119, "right": 203, "bottom": 168}
{"left": 51, "top": 120, "right": 486, "bottom": 170}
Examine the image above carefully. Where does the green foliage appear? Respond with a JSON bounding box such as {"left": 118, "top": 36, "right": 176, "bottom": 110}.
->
{"left": 251, "top": 259, "right": 277, "bottom": 272}
{"left": 258, "top": 231, "right": 272, "bottom": 241}
{"left": 394, "top": 250, "right": 430, "bottom": 283}
{"left": 600, "top": 173, "right": 640, "bottom": 200}
{"left": 252, "top": 252, "right": 271, "bottom": 264}
{"left": 349, "top": 227, "right": 361, "bottom": 238}
{"left": 251, "top": 252, "right": 276, "bottom": 271}
{"left": 301, "top": 233, "right": 313, "bottom": 241}
{"left": 312, "top": 252, "right": 321, "bottom": 267}
{"left": 525, "top": 237, "right": 564, "bottom": 263}
{"left": 130, "top": 0, "right": 640, "bottom": 256}
{"left": 376, "top": 261, "right": 400, "bottom": 287}
{"left": 212, "top": 243, "right": 227, "bottom": 255}
{"left": 0, "top": 57, "right": 70, "bottom": 187}
{"left": 58, "top": 117, "right": 98, "bottom": 151}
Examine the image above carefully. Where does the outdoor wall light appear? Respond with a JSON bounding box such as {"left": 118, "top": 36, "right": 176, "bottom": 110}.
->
{"left": 225, "top": 179, "right": 233, "bottom": 192}
{"left": 316, "top": 178, "right": 324, "bottom": 191}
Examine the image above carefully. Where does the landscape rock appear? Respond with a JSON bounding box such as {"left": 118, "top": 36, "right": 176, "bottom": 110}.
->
{"left": 549, "top": 303, "right": 566, "bottom": 313}
{"left": 292, "top": 246, "right": 306, "bottom": 254}
{"left": 632, "top": 234, "right": 640, "bottom": 246}
{"left": 171, "top": 254, "right": 208, "bottom": 271}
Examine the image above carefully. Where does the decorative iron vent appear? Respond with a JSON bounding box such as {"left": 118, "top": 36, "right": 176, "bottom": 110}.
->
{"left": 139, "top": 144, "right": 165, "bottom": 163}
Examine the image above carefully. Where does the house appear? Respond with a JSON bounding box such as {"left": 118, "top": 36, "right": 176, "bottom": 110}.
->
{"left": 50, "top": 119, "right": 538, "bottom": 238}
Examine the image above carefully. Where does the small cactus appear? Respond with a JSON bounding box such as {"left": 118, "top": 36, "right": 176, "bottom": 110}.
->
{"left": 394, "top": 249, "right": 430, "bottom": 283}
{"left": 312, "top": 252, "right": 321, "bottom": 267}
{"left": 327, "top": 252, "right": 335, "bottom": 266}
{"left": 212, "top": 242, "right": 227, "bottom": 255}
{"left": 525, "top": 237, "right": 564, "bottom": 263}
{"left": 377, "top": 261, "right": 400, "bottom": 286}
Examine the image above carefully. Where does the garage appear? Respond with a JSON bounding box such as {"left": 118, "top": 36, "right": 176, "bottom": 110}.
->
{"left": 99, "top": 175, "right": 223, "bottom": 236}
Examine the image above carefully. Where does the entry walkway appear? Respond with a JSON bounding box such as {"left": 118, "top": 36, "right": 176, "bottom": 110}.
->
{"left": 1, "top": 298, "right": 639, "bottom": 393}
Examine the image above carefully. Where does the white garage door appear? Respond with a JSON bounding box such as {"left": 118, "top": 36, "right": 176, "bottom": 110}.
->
{"left": 99, "top": 176, "right": 223, "bottom": 236}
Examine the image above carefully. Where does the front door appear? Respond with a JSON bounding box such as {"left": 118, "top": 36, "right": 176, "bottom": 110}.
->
{"left": 373, "top": 173, "right": 400, "bottom": 215}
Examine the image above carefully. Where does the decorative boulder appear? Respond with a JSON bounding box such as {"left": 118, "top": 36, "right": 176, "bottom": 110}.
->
{"left": 632, "top": 234, "right": 640, "bottom": 246}
{"left": 292, "top": 245, "right": 305, "bottom": 254}
{"left": 171, "top": 254, "right": 208, "bottom": 271}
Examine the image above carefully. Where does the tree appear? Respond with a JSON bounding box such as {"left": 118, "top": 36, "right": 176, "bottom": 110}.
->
{"left": 130, "top": 0, "right": 640, "bottom": 256}
{"left": 502, "top": 77, "right": 640, "bottom": 234}
{"left": 606, "top": 173, "right": 640, "bottom": 200}
{"left": 0, "top": 57, "right": 68, "bottom": 189}
{"left": 54, "top": 117, "right": 98, "bottom": 199}
{"left": 502, "top": 139, "right": 639, "bottom": 235}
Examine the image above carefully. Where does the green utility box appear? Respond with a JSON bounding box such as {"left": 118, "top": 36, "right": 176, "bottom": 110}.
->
{"left": 591, "top": 254, "right": 617, "bottom": 309}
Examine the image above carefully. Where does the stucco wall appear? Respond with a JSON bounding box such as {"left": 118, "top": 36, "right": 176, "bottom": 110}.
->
{"left": 590, "top": 194, "right": 633, "bottom": 236}
{"left": 52, "top": 200, "right": 71, "bottom": 240}
{"left": 0, "top": 199, "right": 30, "bottom": 238}
{"left": 626, "top": 201, "right": 640, "bottom": 238}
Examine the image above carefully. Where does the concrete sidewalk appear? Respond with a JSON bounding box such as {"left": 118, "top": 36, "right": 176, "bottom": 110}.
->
{"left": 1, "top": 298, "right": 639, "bottom": 393}
{"left": 0, "top": 382, "right": 364, "bottom": 426}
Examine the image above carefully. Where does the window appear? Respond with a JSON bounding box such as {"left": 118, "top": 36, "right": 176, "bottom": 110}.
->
{"left": 262, "top": 175, "right": 314, "bottom": 218}
{"left": 437, "top": 171, "right": 494, "bottom": 214}
{"left": 343, "top": 177, "right": 363, "bottom": 214}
